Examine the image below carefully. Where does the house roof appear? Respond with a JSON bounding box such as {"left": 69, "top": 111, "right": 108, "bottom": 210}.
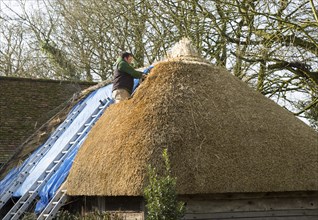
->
{"left": 0, "top": 80, "right": 108, "bottom": 179}
{"left": 66, "top": 56, "right": 318, "bottom": 196}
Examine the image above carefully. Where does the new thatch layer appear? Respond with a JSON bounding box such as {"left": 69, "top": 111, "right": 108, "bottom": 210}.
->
{"left": 66, "top": 58, "right": 318, "bottom": 196}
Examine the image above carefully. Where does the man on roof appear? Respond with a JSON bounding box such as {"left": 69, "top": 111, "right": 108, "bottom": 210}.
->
{"left": 112, "top": 52, "right": 149, "bottom": 103}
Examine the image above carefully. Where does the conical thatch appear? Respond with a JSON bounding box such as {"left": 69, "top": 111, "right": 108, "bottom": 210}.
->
{"left": 66, "top": 56, "right": 318, "bottom": 196}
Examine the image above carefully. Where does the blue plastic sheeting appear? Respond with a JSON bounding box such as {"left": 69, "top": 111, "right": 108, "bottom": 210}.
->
{"left": 34, "top": 78, "right": 144, "bottom": 213}
{"left": 13, "top": 84, "right": 113, "bottom": 197}
{"left": 0, "top": 168, "right": 16, "bottom": 195}
{"left": 133, "top": 78, "right": 140, "bottom": 91}
{"left": 0, "top": 93, "right": 87, "bottom": 197}
{"left": 0, "top": 146, "right": 41, "bottom": 195}
{"left": 35, "top": 138, "right": 86, "bottom": 213}
{"left": 35, "top": 79, "right": 143, "bottom": 213}
{"left": 132, "top": 66, "right": 152, "bottom": 92}
{"left": 1, "top": 69, "right": 149, "bottom": 213}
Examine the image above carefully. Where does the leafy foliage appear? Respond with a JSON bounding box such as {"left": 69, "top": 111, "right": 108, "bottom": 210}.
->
{"left": 144, "top": 149, "right": 185, "bottom": 220}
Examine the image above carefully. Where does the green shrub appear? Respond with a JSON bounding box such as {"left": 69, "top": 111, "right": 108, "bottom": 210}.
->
{"left": 144, "top": 149, "right": 185, "bottom": 220}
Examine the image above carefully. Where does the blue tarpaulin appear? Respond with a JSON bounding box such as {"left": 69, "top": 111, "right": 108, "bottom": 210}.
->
{"left": 13, "top": 84, "right": 113, "bottom": 198}
{"left": 35, "top": 138, "right": 85, "bottom": 213}
{"left": 0, "top": 66, "right": 150, "bottom": 214}
{"left": 0, "top": 146, "right": 41, "bottom": 195}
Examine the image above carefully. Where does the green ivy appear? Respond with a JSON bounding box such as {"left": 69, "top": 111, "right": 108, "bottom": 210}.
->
{"left": 144, "top": 149, "right": 185, "bottom": 220}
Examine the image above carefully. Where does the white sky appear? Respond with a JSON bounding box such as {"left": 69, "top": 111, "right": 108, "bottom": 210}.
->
{"left": 1, "top": 0, "right": 41, "bottom": 16}
{"left": 0, "top": 0, "right": 314, "bottom": 127}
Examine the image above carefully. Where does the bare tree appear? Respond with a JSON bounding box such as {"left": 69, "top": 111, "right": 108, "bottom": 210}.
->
{"left": 1, "top": 0, "right": 317, "bottom": 128}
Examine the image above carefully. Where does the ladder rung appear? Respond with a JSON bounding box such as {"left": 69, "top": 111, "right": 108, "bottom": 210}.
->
{"left": 2, "top": 100, "right": 108, "bottom": 219}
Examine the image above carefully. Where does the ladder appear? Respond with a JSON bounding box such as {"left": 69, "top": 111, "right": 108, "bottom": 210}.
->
{"left": 37, "top": 184, "right": 68, "bottom": 220}
{"left": 2, "top": 97, "right": 112, "bottom": 220}
{"left": 0, "top": 101, "right": 87, "bottom": 210}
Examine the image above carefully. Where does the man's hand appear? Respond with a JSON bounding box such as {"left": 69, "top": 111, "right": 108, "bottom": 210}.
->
{"left": 143, "top": 65, "right": 154, "bottom": 74}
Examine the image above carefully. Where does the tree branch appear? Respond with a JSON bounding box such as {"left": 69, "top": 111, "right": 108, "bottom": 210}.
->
{"left": 268, "top": 61, "right": 318, "bottom": 86}
{"left": 254, "top": 30, "right": 318, "bottom": 56}
{"left": 310, "top": 0, "right": 318, "bottom": 23}
{"left": 294, "top": 98, "right": 318, "bottom": 116}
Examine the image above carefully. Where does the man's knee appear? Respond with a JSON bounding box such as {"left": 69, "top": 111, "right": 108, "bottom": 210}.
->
{"left": 112, "top": 89, "right": 130, "bottom": 103}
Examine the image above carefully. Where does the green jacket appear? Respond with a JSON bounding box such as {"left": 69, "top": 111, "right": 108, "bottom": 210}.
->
{"left": 112, "top": 57, "right": 143, "bottom": 93}
{"left": 114, "top": 57, "right": 143, "bottom": 78}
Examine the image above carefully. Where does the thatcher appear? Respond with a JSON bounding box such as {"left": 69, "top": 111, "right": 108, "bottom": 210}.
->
{"left": 66, "top": 56, "right": 318, "bottom": 196}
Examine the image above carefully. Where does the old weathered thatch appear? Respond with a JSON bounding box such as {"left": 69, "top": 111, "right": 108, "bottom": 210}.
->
{"left": 0, "top": 80, "right": 110, "bottom": 179}
{"left": 66, "top": 55, "right": 318, "bottom": 196}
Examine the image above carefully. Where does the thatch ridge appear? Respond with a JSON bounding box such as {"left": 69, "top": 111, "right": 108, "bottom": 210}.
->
{"left": 66, "top": 59, "right": 318, "bottom": 196}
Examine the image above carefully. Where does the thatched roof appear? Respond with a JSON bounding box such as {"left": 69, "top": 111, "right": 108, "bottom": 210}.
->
{"left": 66, "top": 56, "right": 318, "bottom": 196}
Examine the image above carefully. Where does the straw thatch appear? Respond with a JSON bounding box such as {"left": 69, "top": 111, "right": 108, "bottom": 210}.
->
{"left": 66, "top": 57, "right": 318, "bottom": 196}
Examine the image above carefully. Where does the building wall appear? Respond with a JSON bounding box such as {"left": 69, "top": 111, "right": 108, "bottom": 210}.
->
{"left": 181, "top": 191, "right": 318, "bottom": 220}
{"left": 0, "top": 77, "right": 96, "bottom": 164}
{"left": 66, "top": 196, "right": 144, "bottom": 220}
{"left": 67, "top": 192, "right": 318, "bottom": 220}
